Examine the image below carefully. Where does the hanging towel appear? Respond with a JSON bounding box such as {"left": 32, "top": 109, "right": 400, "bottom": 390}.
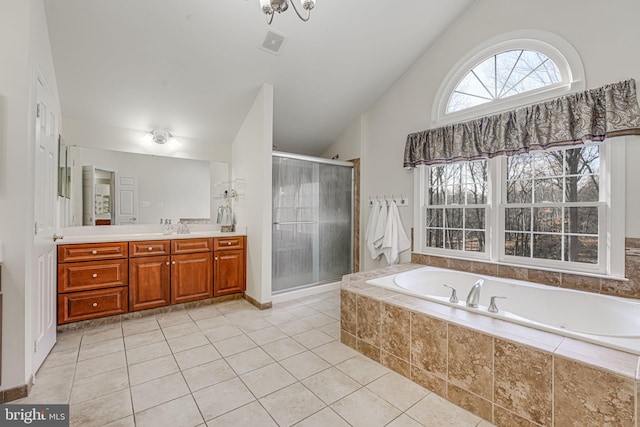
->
{"left": 373, "top": 200, "right": 388, "bottom": 252}
{"left": 382, "top": 200, "right": 411, "bottom": 265}
{"left": 365, "top": 200, "right": 383, "bottom": 260}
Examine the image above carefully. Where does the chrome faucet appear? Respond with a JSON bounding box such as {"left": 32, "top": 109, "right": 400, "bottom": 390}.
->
{"left": 466, "top": 279, "right": 484, "bottom": 308}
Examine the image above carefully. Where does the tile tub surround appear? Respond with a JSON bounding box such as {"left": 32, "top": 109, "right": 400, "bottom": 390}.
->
{"left": 341, "top": 265, "right": 640, "bottom": 427}
{"left": 13, "top": 288, "right": 494, "bottom": 426}
{"left": 412, "top": 237, "right": 640, "bottom": 300}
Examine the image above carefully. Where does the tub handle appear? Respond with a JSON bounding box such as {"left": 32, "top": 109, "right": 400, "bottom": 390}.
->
{"left": 488, "top": 296, "right": 507, "bottom": 313}
{"left": 443, "top": 284, "right": 459, "bottom": 304}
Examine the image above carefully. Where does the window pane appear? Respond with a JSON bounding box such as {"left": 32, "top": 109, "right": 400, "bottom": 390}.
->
{"left": 428, "top": 187, "right": 444, "bottom": 205}
{"left": 565, "top": 175, "right": 599, "bottom": 202}
{"left": 444, "top": 229, "right": 463, "bottom": 250}
{"left": 465, "top": 208, "right": 485, "bottom": 230}
{"left": 507, "top": 179, "right": 532, "bottom": 203}
{"left": 507, "top": 155, "right": 533, "bottom": 180}
{"left": 533, "top": 151, "right": 563, "bottom": 177}
{"left": 426, "top": 229, "right": 443, "bottom": 248}
{"left": 534, "top": 178, "right": 562, "bottom": 202}
{"left": 564, "top": 235, "right": 598, "bottom": 264}
{"left": 533, "top": 207, "right": 562, "bottom": 233}
{"left": 533, "top": 234, "right": 562, "bottom": 260}
{"left": 505, "top": 208, "right": 531, "bottom": 231}
{"left": 564, "top": 207, "right": 598, "bottom": 235}
{"left": 565, "top": 146, "right": 600, "bottom": 175}
{"left": 505, "top": 232, "right": 531, "bottom": 257}
{"left": 429, "top": 166, "right": 445, "bottom": 187}
{"left": 465, "top": 231, "right": 485, "bottom": 252}
{"left": 446, "top": 49, "right": 561, "bottom": 114}
{"left": 445, "top": 208, "right": 463, "bottom": 228}
{"left": 445, "top": 185, "right": 463, "bottom": 205}
{"left": 426, "top": 208, "right": 443, "bottom": 228}
{"left": 445, "top": 164, "right": 462, "bottom": 186}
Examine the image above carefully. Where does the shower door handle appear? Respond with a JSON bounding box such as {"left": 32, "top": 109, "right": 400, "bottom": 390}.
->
{"left": 273, "top": 221, "right": 317, "bottom": 225}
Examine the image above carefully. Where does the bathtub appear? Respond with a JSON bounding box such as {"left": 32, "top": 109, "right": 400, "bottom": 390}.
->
{"left": 366, "top": 266, "right": 640, "bottom": 354}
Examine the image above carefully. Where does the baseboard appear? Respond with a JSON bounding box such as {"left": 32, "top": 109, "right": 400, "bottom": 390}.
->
{"left": 271, "top": 281, "right": 341, "bottom": 304}
{"left": 243, "top": 293, "right": 272, "bottom": 310}
{"left": 0, "top": 375, "right": 33, "bottom": 403}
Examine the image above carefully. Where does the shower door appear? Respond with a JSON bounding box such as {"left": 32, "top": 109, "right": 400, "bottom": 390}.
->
{"left": 272, "top": 153, "right": 353, "bottom": 294}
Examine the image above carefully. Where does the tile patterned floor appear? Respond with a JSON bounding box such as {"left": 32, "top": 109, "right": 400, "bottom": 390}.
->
{"left": 17, "top": 290, "right": 494, "bottom": 427}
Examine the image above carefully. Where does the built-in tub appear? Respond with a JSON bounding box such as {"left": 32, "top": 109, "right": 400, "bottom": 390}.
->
{"left": 367, "top": 266, "right": 640, "bottom": 354}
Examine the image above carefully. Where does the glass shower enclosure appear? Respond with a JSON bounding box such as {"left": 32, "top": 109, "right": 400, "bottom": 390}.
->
{"left": 272, "top": 152, "right": 354, "bottom": 294}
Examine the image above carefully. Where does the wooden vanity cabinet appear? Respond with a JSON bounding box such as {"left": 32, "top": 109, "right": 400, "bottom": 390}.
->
{"left": 214, "top": 236, "right": 246, "bottom": 296}
{"left": 57, "top": 242, "right": 129, "bottom": 324}
{"left": 128, "top": 239, "right": 172, "bottom": 312}
{"left": 58, "top": 236, "right": 244, "bottom": 324}
{"left": 171, "top": 238, "right": 214, "bottom": 304}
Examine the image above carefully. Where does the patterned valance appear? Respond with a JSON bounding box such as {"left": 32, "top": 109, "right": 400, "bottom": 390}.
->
{"left": 404, "top": 79, "right": 640, "bottom": 168}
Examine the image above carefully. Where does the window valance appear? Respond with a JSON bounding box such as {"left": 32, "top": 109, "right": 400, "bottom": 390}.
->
{"left": 404, "top": 79, "right": 640, "bottom": 168}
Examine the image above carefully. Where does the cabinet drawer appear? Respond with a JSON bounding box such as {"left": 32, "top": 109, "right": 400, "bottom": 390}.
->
{"left": 58, "top": 287, "right": 128, "bottom": 324}
{"left": 171, "top": 238, "right": 213, "bottom": 254}
{"left": 130, "top": 240, "right": 171, "bottom": 257}
{"left": 58, "top": 259, "right": 128, "bottom": 293}
{"left": 214, "top": 236, "right": 245, "bottom": 251}
{"left": 58, "top": 242, "right": 128, "bottom": 262}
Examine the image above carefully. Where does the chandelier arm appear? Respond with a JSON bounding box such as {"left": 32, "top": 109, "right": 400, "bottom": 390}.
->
{"left": 288, "top": 0, "right": 311, "bottom": 22}
{"left": 266, "top": 11, "right": 274, "bottom": 24}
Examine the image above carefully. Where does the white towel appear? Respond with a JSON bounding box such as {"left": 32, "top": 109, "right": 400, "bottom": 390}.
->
{"left": 373, "top": 200, "right": 388, "bottom": 252}
{"left": 365, "top": 200, "right": 383, "bottom": 260}
{"left": 382, "top": 201, "right": 411, "bottom": 265}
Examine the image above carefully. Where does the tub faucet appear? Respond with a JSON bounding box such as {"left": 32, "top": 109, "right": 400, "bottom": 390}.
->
{"left": 466, "top": 279, "right": 484, "bottom": 308}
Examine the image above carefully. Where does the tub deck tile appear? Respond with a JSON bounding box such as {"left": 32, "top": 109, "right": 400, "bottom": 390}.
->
{"left": 555, "top": 337, "right": 639, "bottom": 379}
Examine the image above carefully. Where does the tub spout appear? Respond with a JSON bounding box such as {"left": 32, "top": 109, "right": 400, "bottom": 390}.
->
{"left": 466, "top": 279, "right": 484, "bottom": 308}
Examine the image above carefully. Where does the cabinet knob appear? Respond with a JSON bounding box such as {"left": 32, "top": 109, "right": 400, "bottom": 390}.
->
{"left": 148, "top": 247, "right": 153, "bottom": 251}
{"left": 215, "top": 257, "right": 218, "bottom": 261}
{"left": 227, "top": 242, "right": 232, "bottom": 245}
{"left": 166, "top": 261, "right": 170, "bottom": 265}
{"left": 172, "top": 261, "right": 176, "bottom": 265}
{"left": 92, "top": 273, "right": 98, "bottom": 278}
{"left": 92, "top": 250, "right": 98, "bottom": 255}
{"left": 92, "top": 302, "right": 98, "bottom": 307}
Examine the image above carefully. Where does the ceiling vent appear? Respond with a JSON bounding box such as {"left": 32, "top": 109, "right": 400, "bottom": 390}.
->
{"left": 260, "top": 30, "right": 286, "bottom": 55}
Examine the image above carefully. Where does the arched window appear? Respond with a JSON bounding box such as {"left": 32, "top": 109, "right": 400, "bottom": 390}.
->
{"left": 433, "top": 31, "right": 585, "bottom": 125}
{"left": 447, "top": 49, "right": 561, "bottom": 113}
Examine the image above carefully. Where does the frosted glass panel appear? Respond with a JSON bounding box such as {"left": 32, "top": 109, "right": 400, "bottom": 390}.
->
{"left": 272, "top": 156, "right": 353, "bottom": 293}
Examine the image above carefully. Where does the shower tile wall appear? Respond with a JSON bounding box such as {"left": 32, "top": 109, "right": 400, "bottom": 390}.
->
{"left": 341, "top": 266, "right": 640, "bottom": 427}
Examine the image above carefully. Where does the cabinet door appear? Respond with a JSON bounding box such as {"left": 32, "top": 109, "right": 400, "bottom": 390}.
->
{"left": 171, "top": 253, "right": 213, "bottom": 304}
{"left": 129, "top": 256, "right": 171, "bottom": 311}
{"left": 214, "top": 249, "right": 246, "bottom": 296}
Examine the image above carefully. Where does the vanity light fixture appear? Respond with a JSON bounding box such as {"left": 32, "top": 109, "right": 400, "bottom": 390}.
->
{"left": 260, "top": 0, "right": 316, "bottom": 25}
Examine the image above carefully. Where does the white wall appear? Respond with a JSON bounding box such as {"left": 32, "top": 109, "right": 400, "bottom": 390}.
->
{"left": 231, "top": 84, "right": 273, "bottom": 304}
{"left": 0, "top": 0, "right": 61, "bottom": 390}
{"left": 62, "top": 118, "right": 231, "bottom": 164}
{"left": 321, "top": 115, "right": 365, "bottom": 162}
{"left": 351, "top": 0, "right": 640, "bottom": 271}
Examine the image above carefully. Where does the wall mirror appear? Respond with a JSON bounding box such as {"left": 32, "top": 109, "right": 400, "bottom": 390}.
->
{"left": 63, "top": 146, "right": 228, "bottom": 227}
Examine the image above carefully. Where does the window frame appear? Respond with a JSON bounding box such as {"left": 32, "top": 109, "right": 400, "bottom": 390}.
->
{"left": 414, "top": 138, "right": 626, "bottom": 278}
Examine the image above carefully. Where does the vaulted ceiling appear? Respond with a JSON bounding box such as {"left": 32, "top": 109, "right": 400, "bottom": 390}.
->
{"left": 44, "top": 0, "right": 475, "bottom": 156}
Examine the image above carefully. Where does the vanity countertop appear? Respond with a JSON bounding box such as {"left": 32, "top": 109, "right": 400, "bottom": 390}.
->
{"left": 55, "top": 226, "right": 246, "bottom": 245}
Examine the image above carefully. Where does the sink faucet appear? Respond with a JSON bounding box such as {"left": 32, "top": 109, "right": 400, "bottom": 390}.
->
{"left": 466, "top": 279, "right": 484, "bottom": 308}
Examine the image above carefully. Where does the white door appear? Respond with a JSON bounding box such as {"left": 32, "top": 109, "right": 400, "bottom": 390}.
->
{"left": 115, "top": 174, "right": 138, "bottom": 224}
{"left": 32, "top": 75, "right": 58, "bottom": 372}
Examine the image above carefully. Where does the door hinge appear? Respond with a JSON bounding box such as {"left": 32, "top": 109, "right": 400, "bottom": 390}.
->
{"left": 36, "top": 103, "right": 41, "bottom": 119}
{"left": 34, "top": 340, "right": 37, "bottom": 353}
{"left": 34, "top": 221, "right": 38, "bottom": 236}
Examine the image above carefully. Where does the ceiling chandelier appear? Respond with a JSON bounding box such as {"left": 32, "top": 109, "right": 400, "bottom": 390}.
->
{"left": 260, "top": 0, "right": 316, "bottom": 25}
